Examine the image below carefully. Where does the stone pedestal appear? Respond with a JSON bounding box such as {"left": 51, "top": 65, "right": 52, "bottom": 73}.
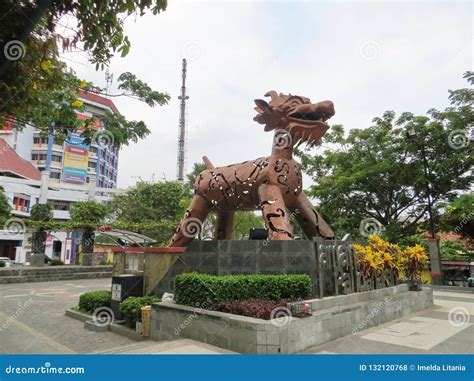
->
{"left": 153, "top": 240, "right": 319, "bottom": 296}
{"left": 82, "top": 253, "right": 93, "bottom": 266}
{"left": 30, "top": 254, "right": 45, "bottom": 267}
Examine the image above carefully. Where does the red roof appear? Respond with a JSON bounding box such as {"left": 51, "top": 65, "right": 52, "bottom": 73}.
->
{"left": 0, "top": 139, "right": 41, "bottom": 180}
{"left": 79, "top": 91, "right": 120, "bottom": 114}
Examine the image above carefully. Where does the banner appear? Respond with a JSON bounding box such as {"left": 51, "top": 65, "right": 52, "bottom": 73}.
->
{"left": 62, "top": 133, "right": 89, "bottom": 185}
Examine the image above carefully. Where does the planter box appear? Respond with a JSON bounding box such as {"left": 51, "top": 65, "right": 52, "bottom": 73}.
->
{"left": 150, "top": 284, "right": 433, "bottom": 354}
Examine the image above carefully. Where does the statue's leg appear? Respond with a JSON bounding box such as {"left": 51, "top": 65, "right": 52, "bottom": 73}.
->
{"left": 291, "top": 191, "right": 334, "bottom": 239}
{"left": 258, "top": 184, "right": 294, "bottom": 240}
{"left": 214, "top": 211, "right": 235, "bottom": 240}
{"left": 169, "top": 195, "right": 210, "bottom": 247}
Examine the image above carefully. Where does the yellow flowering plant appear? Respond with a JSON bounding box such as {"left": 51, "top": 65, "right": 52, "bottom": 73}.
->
{"left": 397, "top": 244, "right": 428, "bottom": 283}
{"left": 353, "top": 235, "right": 399, "bottom": 278}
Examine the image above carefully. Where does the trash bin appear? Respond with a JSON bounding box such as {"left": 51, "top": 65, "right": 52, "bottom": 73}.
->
{"left": 141, "top": 305, "right": 152, "bottom": 337}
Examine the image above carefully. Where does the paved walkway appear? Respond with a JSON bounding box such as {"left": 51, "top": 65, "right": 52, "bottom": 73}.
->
{"left": 300, "top": 289, "right": 474, "bottom": 354}
{"left": 0, "top": 278, "right": 229, "bottom": 354}
{"left": 1, "top": 278, "right": 472, "bottom": 354}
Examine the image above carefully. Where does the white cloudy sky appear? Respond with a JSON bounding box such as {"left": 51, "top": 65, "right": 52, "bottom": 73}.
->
{"left": 63, "top": 0, "right": 472, "bottom": 189}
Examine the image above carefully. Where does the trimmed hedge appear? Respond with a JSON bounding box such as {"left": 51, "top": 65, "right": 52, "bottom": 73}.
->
{"left": 175, "top": 273, "right": 312, "bottom": 306}
{"left": 214, "top": 299, "right": 290, "bottom": 320}
{"left": 78, "top": 290, "right": 111, "bottom": 313}
{"left": 120, "top": 295, "right": 161, "bottom": 323}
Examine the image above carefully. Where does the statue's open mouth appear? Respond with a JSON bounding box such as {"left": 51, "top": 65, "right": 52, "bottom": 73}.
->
{"left": 288, "top": 112, "right": 330, "bottom": 124}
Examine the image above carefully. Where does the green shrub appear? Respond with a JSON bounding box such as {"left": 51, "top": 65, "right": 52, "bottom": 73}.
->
{"left": 120, "top": 295, "right": 161, "bottom": 323}
{"left": 0, "top": 260, "right": 5, "bottom": 267}
{"left": 175, "top": 273, "right": 312, "bottom": 306}
{"left": 78, "top": 290, "right": 111, "bottom": 313}
{"left": 50, "top": 259, "right": 64, "bottom": 266}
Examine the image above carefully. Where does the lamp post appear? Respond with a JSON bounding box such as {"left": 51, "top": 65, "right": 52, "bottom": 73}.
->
{"left": 406, "top": 127, "right": 443, "bottom": 285}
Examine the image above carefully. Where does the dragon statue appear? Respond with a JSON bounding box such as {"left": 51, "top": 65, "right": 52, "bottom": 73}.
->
{"left": 170, "top": 91, "right": 336, "bottom": 247}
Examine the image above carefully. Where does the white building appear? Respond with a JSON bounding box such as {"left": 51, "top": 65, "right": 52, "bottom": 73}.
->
{"left": 0, "top": 92, "right": 123, "bottom": 264}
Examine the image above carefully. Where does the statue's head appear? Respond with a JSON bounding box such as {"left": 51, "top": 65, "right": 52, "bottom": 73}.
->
{"left": 253, "top": 91, "right": 335, "bottom": 147}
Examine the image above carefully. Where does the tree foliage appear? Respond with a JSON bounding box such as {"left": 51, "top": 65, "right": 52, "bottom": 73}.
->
{"left": 109, "top": 181, "right": 190, "bottom": 245}
{"left": 440, "top": 194, "right": 474, "bottom": 239}
{"left": 0, "top": 0, "right": 170, "bottom": 145}
{"left": 297, "top": 73, "right": 473, "bottom": 242}
{"left": 0, "top": 186, "right": 11, "bottom": 224}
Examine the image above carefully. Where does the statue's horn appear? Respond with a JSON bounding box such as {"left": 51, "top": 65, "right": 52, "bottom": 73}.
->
{"left": 264, "top": 90, "right": 278, "bottom": 100}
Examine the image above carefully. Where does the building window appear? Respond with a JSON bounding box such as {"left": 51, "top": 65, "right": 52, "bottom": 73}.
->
{"left": 33, "top": 137, "right": 48, "bottom": 144}
{"left": 50, "top": 172, "right": 61, "bottom": 179}
{"left": 53, "top": 202, "right": 70, "bottom": 211}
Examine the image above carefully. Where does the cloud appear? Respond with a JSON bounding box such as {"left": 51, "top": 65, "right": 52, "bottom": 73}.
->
{"left": 63, "top": 0, "right": 471, "bottom": 188}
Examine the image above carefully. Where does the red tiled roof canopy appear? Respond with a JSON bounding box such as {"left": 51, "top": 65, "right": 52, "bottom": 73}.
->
{"left": 0, "top": 139, "right": 41, "bottom": 180}
{"left": 79, "top": 91, "right": 120, "bottom": 114}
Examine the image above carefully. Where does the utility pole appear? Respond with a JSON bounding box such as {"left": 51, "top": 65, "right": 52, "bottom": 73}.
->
{"left": 177, "top": 58, "right": 188, "bottom": 183}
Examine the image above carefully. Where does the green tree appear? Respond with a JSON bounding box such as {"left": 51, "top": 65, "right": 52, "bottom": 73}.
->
{"left": 0, "top": 186, "right": 11, "bottom": 224}
{"left": 30, "top": 203, "right": 53, "bottom": 255}
{"left": 440, "top": 194, "right": 474, "bottom": 239}
{"left": 70, "top": 201, "right": 108, "bottom": 259}
{"left": 232, "top": 212, "right": 264, "bottom": 239}
{"left": 109, "top": 181, "right": 190, "bottom": 245}
{"left": 297, "top": 73, "right": 473, "bottom": 242}
{"left": 0, "top": 0, "right": 169, "bottom": 145}
{"left": 186, "top": 162, "right": 206, "bottom": 186}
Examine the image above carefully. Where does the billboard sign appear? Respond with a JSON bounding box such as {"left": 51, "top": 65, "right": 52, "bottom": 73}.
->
{"left": 62, "top": 133, "right": 89, "bottom": 184}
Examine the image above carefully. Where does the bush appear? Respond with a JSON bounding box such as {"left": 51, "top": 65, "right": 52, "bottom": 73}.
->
{"left": 175, "top": 273, "right": 312, "bottom": 306}
{"left": 78, "top": 290, "right": 111, "bottom": 313}
{"left": 120, "top": 295, "right": 161, "bottom": 323}
{"left": 0, "top": 260, "right": 5, "bottom": 267}
{"left": 214, "top": 299, "right": 291, "bottom": 320}
{"left": 50, "top": 259, "right": 64, "bottom": 266}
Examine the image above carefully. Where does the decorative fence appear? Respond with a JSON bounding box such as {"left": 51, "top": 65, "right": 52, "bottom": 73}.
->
{"left": 314, "top": 237, "right": 397, "bottom": 299}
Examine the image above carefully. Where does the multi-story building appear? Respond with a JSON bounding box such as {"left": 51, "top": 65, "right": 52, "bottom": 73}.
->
{"left": 27, "top": 91, "right": 120, "bottom": 189}
{"left": 0, "top": 91, "right": 122, "bottom": 263}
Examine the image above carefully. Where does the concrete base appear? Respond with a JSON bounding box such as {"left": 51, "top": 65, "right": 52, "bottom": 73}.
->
{"left": 150, "top": 284, "right": 433, "bottom": 354}
{"left": 30, "top": 254, "right": 45, "bottom": 267}
{"left": 84, "top": 320, "right": 109, "bottom": 332}
{"left": 0, "top": 266, "right": 112, "bottom": 284}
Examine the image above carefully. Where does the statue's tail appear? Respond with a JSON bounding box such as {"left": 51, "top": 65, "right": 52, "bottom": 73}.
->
{"left": 202, "top": 155, "right": 215, "bottom": 169}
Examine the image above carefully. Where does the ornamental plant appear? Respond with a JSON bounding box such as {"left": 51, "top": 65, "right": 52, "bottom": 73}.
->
{"left": 353, "top": 235, "right": 400, "bottom": 277}
{"left": 397, "top": 244, "right": 428, "bottom": 283}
